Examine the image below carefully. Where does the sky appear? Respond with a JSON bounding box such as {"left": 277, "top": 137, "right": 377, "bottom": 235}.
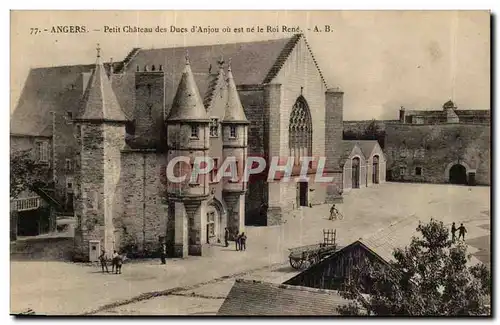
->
{"left": 10, "top": 10, "right": 490, "bottom": 120}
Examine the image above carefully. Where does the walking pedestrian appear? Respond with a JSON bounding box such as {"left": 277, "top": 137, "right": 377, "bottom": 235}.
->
{"left": 160, "top": 242, "right": 167, "bottom": 265}
{"left": 458, "top": 223, "right": 467, "bottom": 241}
{"left": 224, "top": 228, "right": 229, "bottom": 247}
{"left": 99, "top": 249, "right": 109, "bottom": 273}
{"left": 240, "top": 232, "right": 247, "bottom": 251}
{"left": 451, "top": 222, "right": 457, "bottom": 242}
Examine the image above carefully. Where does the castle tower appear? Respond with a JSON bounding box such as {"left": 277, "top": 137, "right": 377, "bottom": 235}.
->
{"left": 166, "top": 54, "right": 211, "bottom": 257}
{"left": 221, "top": 60, "right": 249, "bottom": 236}
{"left": 131, "top": 63, "right": 165, "bottom": 149}
{"left": 73, "top": 44, "right": 129, "bottom": 261}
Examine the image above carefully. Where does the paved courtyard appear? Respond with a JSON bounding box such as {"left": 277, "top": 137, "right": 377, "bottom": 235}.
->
{"left": 10, "top": 182, "right": 491, "bottom": 315}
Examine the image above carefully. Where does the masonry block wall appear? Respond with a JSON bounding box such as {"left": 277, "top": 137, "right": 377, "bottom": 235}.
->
{"left": 73, "top": 123, "right": 106, "bottom": 258}
{"left": 273, "top": 37, "right": 327, "bottom": 160}
{"left": 238, "top": 88, "right": 267, "bottom": 225}
{"left": 385, "top": 123, "right": 490, "bottom": 185}
{"left": 269, "top": 37, "right": 329, "bottom": 218}
{"left": 118, "top": 151, "right": 167, "bottom": 253}
{"left": 133, "top": 71, "right": 165, "bottom": 148}
{"left": 342, "top": 146, "right": 367, "bottom": 191}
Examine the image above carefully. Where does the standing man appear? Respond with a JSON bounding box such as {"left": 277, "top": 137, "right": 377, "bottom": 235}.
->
{"left": 111, "top": 250, "right": 119, "bottom": 273}
{"left": 224, "top": 228, "right": 229, "bottom": 247}
{"left": 240, "top": 232, "right": 247, "bottom": 251}
{"left": 451, "top": 222, "right": 457, "bottom": 242}
{"left": 458, "top": 223, "right": 467, "bottom": 241}
{"left": 235, "top": 232, "right": 241, "bottom": 251}
{"left": 160, "top": 242, "right": 167, "bottom": 265}
{"left": 99, "top": 249, "right": 109, "bottom": 273}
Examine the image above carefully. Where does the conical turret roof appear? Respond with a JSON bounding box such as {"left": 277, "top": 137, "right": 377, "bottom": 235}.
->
{"left": 222, "top": 61, "right": 249, "bottom": 124}
{"left": 167, "top": 56, "right": 209, "bottom": 123}
{"left": 77, "top": 44, "right": 128, "bottom": 122}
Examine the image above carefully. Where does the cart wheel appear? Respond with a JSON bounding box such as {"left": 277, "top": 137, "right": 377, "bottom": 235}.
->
{"left": 338, "top": 213, "right": 344, "bottom": 220}
{"left": 289, "top": 257, "right": 303, "bottom": 269}
{"left": 309, "top": 254, "right": 320, "bottom": 266}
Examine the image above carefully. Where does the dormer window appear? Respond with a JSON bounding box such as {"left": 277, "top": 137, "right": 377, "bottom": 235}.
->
{"left": 229, "top": 126, "right": 237, "bottom": 139}
{"left": 190, "top": 125, "right": 199, "bottom": 139}
{"left": 209, "top": 118, "right": 219, "bottom": 137}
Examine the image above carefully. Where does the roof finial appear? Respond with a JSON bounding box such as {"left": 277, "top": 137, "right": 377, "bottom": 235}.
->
{"left": 96, "top": 43, "right": 101, "bottom": 58}
{"left": 300, "top": 86, "right": 304, "bottom": 96}
{"left": 228, "top": 58, "right": 232, "bottom": 72}
{"left": 185, "top": 49, "right": 190, "bottom": 65}
{"left": 217, "top": 55, "right": 225, "bottom": 68}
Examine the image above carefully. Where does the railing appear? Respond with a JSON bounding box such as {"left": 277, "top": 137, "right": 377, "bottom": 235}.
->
{"left": 12, "top": 197, "right": 41, "bottom": 211}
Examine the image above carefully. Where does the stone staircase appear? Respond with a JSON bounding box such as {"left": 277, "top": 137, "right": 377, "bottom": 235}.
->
{"left": 10, "top": 236, "right": 75, "bottom": 261}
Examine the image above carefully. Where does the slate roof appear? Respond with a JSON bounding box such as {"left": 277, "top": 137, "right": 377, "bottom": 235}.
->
{"left": 166, "top": 58, "right": 209, "bottom": 122}
{"left": 343, "top": 140, "right": 379, "bottom": 159}
{"left": 12, "top": 34, "right": 322, "bottom": 136}
{"left": 338, "top": 141, "right": 366, "bottom": 166}
{"left": 217, "top": 279, "right": 350, "bottom": 316}
{"left": 222, "top": 64, "right": 249, "bottom": 124}
{"left": 77, "top": 53, "right": 128, "bottom": 122}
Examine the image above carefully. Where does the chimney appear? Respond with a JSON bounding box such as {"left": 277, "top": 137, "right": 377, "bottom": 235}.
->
{"left": 399, "top": 106, "right": 406, "bottom": 123}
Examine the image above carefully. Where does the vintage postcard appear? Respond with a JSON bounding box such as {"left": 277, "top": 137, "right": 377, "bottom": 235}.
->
{"left": 10, "top": 10, "right": 491, "bottom": 316}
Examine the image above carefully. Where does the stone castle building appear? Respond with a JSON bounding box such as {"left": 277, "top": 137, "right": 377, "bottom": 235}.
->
{"left": 385, "top": 100, "right": 490, "bottom": 185}
{"left": 11, "top": 34, "right": 386, "bottom": 260}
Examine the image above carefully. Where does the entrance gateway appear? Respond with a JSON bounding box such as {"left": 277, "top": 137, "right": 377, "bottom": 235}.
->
{"left": 296, "top": 181, "right": 309, "bottom": 207}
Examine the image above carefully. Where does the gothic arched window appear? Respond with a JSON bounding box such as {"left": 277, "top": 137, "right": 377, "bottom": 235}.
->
{"left": 289, "top": 97, "right": 312, "bottom": 165}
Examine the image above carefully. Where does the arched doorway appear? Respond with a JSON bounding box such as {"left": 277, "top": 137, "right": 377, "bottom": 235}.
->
{"left": 352, "top": 157, "right": 360, "bottom": 189}
{"left": 206, "top": 200, "right": 224, "bottom": 244}
{"left": 372, "top": 155, "right": 379, "bottom": 184}
{"left": 449, "top": 164, "right": 467, "bottom": 185}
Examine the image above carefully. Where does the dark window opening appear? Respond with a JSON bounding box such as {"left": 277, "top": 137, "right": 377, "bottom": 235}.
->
{"left": 415, "top": 167, "right": 422, "bottom": 176}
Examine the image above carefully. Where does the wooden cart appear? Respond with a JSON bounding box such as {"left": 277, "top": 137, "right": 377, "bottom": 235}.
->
{"left": 288, "top": 229, "right": 338, "bottom": 270}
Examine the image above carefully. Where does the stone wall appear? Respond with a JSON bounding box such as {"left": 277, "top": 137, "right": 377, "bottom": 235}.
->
{"left": 118, "top": 151, "right": 167, "bottom": 254}
{"left": 385, "top": 123, "right": 490, "bottom": 185}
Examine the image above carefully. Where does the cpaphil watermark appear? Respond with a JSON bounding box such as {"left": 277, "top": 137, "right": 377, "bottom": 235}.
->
{"left": 164, "top": 156, "right": 335, "bottom": 185}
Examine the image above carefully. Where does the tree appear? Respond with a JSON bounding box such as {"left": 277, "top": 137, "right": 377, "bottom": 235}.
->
{"left": 10, "top": 149, "right": 50, "bottom": 199}
{"left": 337, "top": 220, "right": 491, "bottom": 316}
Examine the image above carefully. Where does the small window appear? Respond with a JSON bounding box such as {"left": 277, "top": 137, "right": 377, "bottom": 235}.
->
{"left": 209, "top": 118, "right": 219, "bottom": 137}
{"left": 228, "top": 161, "right": 239, "bottom": 183}
{"left": 66, "top": 112, "right": 73, "bottom": 124}
{"left": 189, "top": 163, "right": 201, "bottom": 184}
{"left": 415, "top": 167, "right": 422, "bottom": 176}
{"left": 399, "top": 166, "right": 407, "bottom": 176}
{"left": 35, "top": 141, "right": 49, "bottom": 162}
{"left": 67, "top": 182, "right": 73, "bottom": 189}
{"left": 210, "top": 158, "right": 219, "bottom": 183}
{"left": 229, "top": 126, "right": 237, "bottom": 139}
{"left": 190, "top": 125, "right": 199, "bottom": 139}
{"left": 66, "top": 159, "right": 73, "bottom": 172}
{"left": 207, "top": 212, "right": 215, "bottom": 238}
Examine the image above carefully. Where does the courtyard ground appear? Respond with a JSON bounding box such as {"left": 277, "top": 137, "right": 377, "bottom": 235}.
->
{"left": 10, "top": 182, "right": 491, "bottom": 315}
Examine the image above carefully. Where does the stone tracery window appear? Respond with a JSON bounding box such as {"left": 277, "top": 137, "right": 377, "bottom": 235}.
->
{"left": 289, "top": 97, "right": 312, "bottom": 165}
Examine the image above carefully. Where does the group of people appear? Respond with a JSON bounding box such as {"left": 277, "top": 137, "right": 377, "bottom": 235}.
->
{"left": 451, "top": 222, "right": 468, "bottom": 242}
{"left": 224, "top": 227, "right": 247, "bottom": 251}
{"left": 98, "top": 250, "right": 124, "bottom": 274}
